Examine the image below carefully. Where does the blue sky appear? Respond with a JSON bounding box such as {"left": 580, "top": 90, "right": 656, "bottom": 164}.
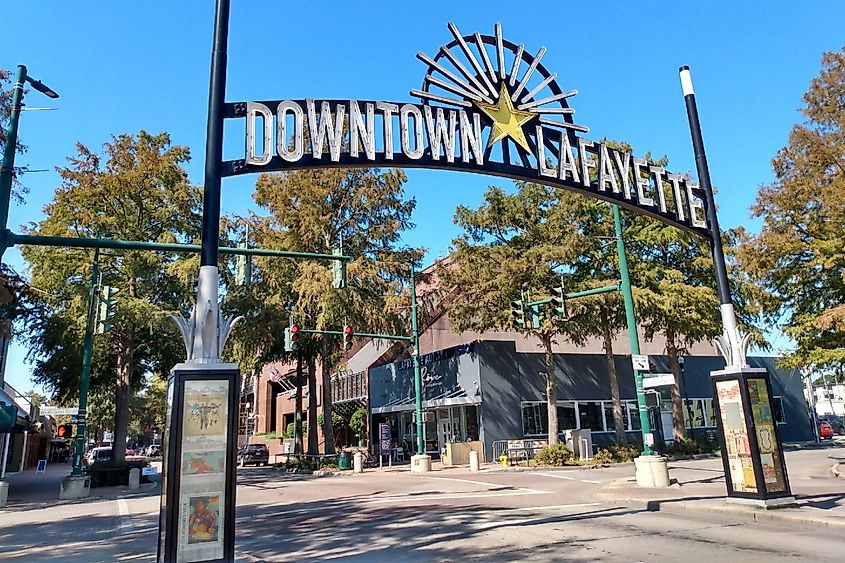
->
{"left": 3, "top": 1, "right": 844, "bottom": 395}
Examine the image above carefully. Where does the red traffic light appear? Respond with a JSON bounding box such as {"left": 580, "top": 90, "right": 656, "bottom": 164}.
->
{"left": 343, "top": 325, "right": 353, "bottom": 351}
{"left": 290, "top": 324, "right": 299, "bottom": 334}
{"left": 343, "top": 325, "right": 352, "bottom": 334}
{"left": 57, "top": 423, "right": 73, "bottom": 438}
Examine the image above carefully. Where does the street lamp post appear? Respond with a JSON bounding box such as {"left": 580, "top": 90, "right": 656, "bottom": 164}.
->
{"left": 409, "top": 262, "right": 431, "bottom": 472}
{"left": 0, "top": 65, "right": 59, "bottom": 265}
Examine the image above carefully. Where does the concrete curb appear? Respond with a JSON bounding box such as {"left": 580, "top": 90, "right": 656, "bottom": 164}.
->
{"left": 273, "top": 467, "right": 347, "bottom": 477}
{"left": 649, "top": 498, "right": 845, "bottom": 530}
{"left": 597, "top": 478, "right": 845, "bottom": 530}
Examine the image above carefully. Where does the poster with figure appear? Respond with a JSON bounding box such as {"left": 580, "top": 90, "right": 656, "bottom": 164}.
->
{"left": 716, "top": 380, "right": 757, "bottom": 493}
{"left": 176, "top": 379, "right": 230, "bottom": 561}
{"left": 747, "top": 378, "right": 787, "bottom": 493}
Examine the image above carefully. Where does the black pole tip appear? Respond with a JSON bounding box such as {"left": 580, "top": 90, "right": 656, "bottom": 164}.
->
{"left": 679, "top": 65, "right": 690, "bottom": 72}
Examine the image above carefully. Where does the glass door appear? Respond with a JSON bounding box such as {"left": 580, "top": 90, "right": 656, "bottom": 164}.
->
{"left": 437, "top": 409, "right": 453, "bottom": 455}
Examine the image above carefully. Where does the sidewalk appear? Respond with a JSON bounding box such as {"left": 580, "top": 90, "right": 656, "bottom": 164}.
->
{"left": 1, "top": 462, "right": 159, "bottom": 512}
{"left": 597, "top": 448, "right": 845, "bottom": 529}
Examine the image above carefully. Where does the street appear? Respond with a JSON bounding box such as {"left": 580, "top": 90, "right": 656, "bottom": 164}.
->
{"left": 1, "top": 446, "right": 843, "bottom": 562}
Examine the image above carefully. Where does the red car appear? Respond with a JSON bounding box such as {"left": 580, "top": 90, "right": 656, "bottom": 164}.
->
{"left": 819, "top": 421, "right": 834, "bottom": 439}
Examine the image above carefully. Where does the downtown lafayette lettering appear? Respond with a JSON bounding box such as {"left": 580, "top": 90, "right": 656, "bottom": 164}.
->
{"left": 221, "top": 23, "right": 708, "bottom": 236}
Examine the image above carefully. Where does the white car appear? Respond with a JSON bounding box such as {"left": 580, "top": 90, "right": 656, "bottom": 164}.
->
{"left": 85, "top": 447, "right": 112, "bottom": 467}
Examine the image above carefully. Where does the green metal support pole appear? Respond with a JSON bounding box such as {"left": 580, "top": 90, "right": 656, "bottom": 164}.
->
{"left": 0, "top": 65, "right": 27, "bottom": 262}
{"left": 410, "top": 262, "right": 424, "bottom": 456}
{"left": 613, "top": 204, "right": 655, "bottom": 455}
{"left": 71, "top": 246, "right": 99, "bottom": 476}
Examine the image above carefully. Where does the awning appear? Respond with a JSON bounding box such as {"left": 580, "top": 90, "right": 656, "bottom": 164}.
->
{"left": 372, "top": 386, "right": 481, "bottom": 414}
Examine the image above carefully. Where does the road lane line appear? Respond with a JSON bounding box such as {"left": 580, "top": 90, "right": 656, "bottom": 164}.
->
{"left": 530, "top": 472, "right": 576, "bottom": 480}
{"left": 580, "top": 479, "right": 601, "bottom": 484}
{"left": 422, "top": 476, "right": 503, "bottom": 487}
{"left": 361, "top": 489, "right": 549, "bottom": 504}
{"left": 117, "top": 499, "right": 134, "bottom": 535}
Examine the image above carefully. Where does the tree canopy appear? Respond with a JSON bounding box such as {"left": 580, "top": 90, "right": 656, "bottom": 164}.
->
{"left": 739, "top": 47, "right": 845, "bottom": 372}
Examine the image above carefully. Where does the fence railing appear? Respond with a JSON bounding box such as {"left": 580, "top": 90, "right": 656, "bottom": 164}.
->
{"left": 491, "top": 439, "right": 550, "bottom": 463}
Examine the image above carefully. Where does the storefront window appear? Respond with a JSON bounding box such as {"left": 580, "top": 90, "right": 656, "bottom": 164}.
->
{"left": 627, "top": 402, "right": 642, "bottom": 430}
{"left": 522, "top": 402, "right": 548, "bottom": 436}
{"left": 557, "top": 402, "right": 577, "bottom": 431}
{"left": 703, "top": 398, "right": 717, "bottom": 427}
{"left": 578, "top": 402, "right": 603, "bottom": 431}
{"left": 464, "top": 405, "right": 479, "bottom": 440}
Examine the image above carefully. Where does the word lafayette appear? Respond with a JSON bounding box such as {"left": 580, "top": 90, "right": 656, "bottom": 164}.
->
{"left": 231, "top": 99, "right": 708, "bottom": 234}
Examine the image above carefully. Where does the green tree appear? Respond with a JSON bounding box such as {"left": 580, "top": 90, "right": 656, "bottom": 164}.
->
{"left": 238, "top": 167, "right": 421, "bottom": 453}
{"left": 22, "top": 131, "right": 201, "bottom": 463}
{"left": 739, "top": 47, "right": 845, "bottom": 372}
{"left": 441, "top": 181, "right": 586, "bottom": 445}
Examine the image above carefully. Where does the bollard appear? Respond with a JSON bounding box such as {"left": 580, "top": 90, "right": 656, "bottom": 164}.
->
{"left": 0, "top": 480, "right": 8, "bottom": 508}
{"left": 469, "top": 450, "right": 479, "bottom": 472}
{"left": 353, "top": 451, "right": 363, "bottom": 473}
{"left": 129, "top": 467, "right": 140, "bottom": 490}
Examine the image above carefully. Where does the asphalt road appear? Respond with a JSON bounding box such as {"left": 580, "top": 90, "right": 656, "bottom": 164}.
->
{"left": 2, "top": 458, "right": 843, "bottom": 562}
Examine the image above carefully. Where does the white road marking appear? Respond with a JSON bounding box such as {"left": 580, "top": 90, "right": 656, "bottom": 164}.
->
{"left": 117, "top": 499, "right": 134, "bottom": 534}
{"left": 530, "top": 472, "right": 576, "bottom": 480}
{"left": 361, "top": 489, "right": 549, "bottom": 504}
{"left": 580, "top": 479, "right": 601, "bottom": 484}
{"left": 422, "top": 476, "right": 504, "bottom": 487}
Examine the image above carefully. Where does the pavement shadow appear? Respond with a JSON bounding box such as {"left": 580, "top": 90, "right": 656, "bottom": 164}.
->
{"left": 234, "top": 494, "right": 645, "bottom": 561}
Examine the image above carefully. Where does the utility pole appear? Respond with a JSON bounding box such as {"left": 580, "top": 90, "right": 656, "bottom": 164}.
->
{"left": 410, "top": 262, "right": 424, "bottom": 457}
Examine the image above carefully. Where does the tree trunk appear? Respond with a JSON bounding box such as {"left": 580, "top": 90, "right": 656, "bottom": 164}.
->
{"left": 294, "top": 354, "right": 304, "bottom": 455}
{"left": 666, "top": 327, "right": 686, "bottom": 442}
{"left": 320, "top": 339, "right": 335, "bottom": 454}
{"left": 112, "top": 337, "right": 134, "bottom": 464}
{"left": 542, "top": 333, "right": 559, "bottom": 446}
{"left": 601, "top": 307, "right": 626, "bottom": 444}
{"left": 307, "top": 354, "right": 318, "bottom": 455}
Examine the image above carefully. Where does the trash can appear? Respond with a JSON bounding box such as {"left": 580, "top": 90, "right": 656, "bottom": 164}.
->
{"left": 338, "top": 451, "right": 351, "bottom": 470}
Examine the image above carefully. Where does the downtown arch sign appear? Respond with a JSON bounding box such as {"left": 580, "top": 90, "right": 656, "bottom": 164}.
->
{"left": 157, "top": 9, "right": 794, "bottom": 562}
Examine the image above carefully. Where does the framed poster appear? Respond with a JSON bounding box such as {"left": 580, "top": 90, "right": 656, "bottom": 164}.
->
{"left": 747, "top": 378, "right": 788, "bottom": 494}
{"left": 716, "top": 379, "right": 756, "bottom": 493}
{"left": 158, "top": 366, "right": 239, "bottom": 563}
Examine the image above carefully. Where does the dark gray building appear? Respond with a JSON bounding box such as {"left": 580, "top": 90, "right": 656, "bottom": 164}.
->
{"left": 368, "top": 340, "right": 813, "bottom": 458}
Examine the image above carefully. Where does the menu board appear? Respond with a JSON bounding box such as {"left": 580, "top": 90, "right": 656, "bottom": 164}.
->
{"left": 176, "top": 380, "right": 229, "bottom": 562}
{"left": 716, "top": 380, "right": 756, "bottom": 493}
{"left": 747, "top": 378, "right": 787, "bottom": 494}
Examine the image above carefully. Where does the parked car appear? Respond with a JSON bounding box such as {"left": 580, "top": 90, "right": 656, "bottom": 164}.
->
{"left": 819, "top": 420, "right": 835, "bottom": 439}
{"left": 125, "top": 449, "right": 135, "bottom": 457}
{"left": 85, "top": 446, "right": 113, "bottom": 467}
{"left": 819, "top": 415, "right": 845, "bottom": 435}
{"left": 238, "top": 444, "right": 269, "bottom": 466}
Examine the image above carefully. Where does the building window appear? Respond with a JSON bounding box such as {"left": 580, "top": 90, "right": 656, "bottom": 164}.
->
{"left": 557, "top": 402, "right": 577, "bottom": 430}
{"left": 703, "top": 398, "right": 717, "bottom": 427}
{"left": 578, "top": 402, "right": 604, "bottom": 431}
{"left": 522, "top": 402, "right": 548, "bottom": 436}
{"left": 627, "top": 401, "right": 641, "bottom": 431}
{"left": 683, "top": 399, "right": 707, "bottom": 428}
{"left": 772, "top": 396, "right": 786, "bottom": 424}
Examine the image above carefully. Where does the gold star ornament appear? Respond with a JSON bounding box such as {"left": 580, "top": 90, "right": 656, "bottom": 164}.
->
{"left": 475, "top": 83, "right": 536, "bottom": 153}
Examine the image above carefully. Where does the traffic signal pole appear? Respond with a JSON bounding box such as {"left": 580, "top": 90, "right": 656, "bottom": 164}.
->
{"left": 71, "top": 247, "right": 100, "bottom": 476}
{"left": 612, "top": 204, "right": 655, "bottom": 455}
{"left": 410, "top": 262, "right": 425, "bottom": 458}
{"left": 0, "top": 66, "right": 26, "bottom": 263}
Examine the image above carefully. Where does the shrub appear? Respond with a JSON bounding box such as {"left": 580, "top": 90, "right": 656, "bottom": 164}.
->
{"left": 87, "top": 459, "right": 151, "bottom": 487}
{"left": 607, "top": 442, "right": 640, "bottom": 462}
{"left": 255, "top": 431, "right": 277, "bottom": 440}
{"left": 593, "top": 449, "right": 614, "bottom": 465}
{"left": 282, "top": 421, "right": 307, "bottom": 440}
{"left": 349, "top": 407, "right": 367, "bottom": 440}
{"left": 664, "top": 437, "right": 720, "bottom": 456}
{"left": 533, "top": 443, "right": 575, "bottom": 466}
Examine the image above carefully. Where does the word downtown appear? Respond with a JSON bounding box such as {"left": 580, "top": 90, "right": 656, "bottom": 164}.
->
{"left": 243, "top": 99, "right": 707, "bottom": 230}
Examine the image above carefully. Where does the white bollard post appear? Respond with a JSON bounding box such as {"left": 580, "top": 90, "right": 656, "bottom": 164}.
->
{"left": 353, "top": 451, "right": 363, "bottom": 474}
{"left": 128, "top": 467, "right": 140, "bottom": 490}
{"left": 469, "top": 450, "right": 479, "bottom": 472}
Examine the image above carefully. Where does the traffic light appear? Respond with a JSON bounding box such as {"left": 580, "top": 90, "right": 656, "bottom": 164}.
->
{"left": 235, "top": 241, "right": 252, "bottom": 286}
{"left": 57, "top": 423, "right": 74, "bottom": 439}
{"left": 96, "top": 285, "right": 117, "bottom": 334}
{"left": 287, "top": 324, "right": 300, "bottom": 352}
{"left": 343, "top": 325, "right": 353, "bottom": 351}
{"left": 511, "top": 299, "right": 525, "bottom": 328}
{"left": 0, "top": 402, "right": 16, "bottom": 432}
{"left": 332, "top": 246, "right": 346, "bottom": 289}
{"left": 551, "top": 285, "right": 567, "bottom": 318}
